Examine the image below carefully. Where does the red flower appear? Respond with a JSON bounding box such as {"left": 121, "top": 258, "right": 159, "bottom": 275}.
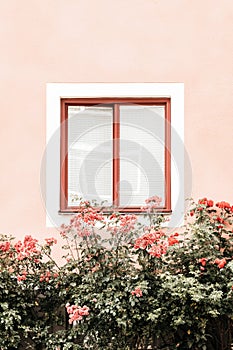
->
{"left": 198, "top": 198, "right": 208, "bottom": 205}
{"left": 207, "top": 200, "right": 214, "bottom": 207}
{"left": 109, "top": 213, "right": 117, "bottom": 220}
{"left": 216, "top": 217, "right": 225, "bottom": 224}
{"left": 214, "top": 258, "right": 227, "bottom": 269}
{"left": 199, "top": 258, "right": 207, "bottom": 266}
{"left": 198, "top": 198, "right": 214, "bottom": 207}
{"left": 218, "top": 259, "right": 227, "bottom": 268}
{"left": 216, "top": 201, "right": 231, "bottom": 210}
{"left": 168, "top": 233, "right": 179, "bottom": 246}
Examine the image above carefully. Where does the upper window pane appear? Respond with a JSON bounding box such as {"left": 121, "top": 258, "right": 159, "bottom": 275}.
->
{"left": 119, "top": 105, "right": 165, "bottom": 207}
{"left": 67, "top": 106, "right": 113, "bottom": 206}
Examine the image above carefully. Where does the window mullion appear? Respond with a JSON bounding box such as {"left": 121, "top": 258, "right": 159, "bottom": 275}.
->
{"left": 113, "top": 104, "right": 120, "bottom": 206}
{"left": 165, "top": 100, "right": 171, "bottom": 211}
{"left": 60, "top": 101, "right": 68, "bottom": 211}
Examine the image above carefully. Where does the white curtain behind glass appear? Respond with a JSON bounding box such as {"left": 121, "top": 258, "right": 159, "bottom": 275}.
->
{"left": 120, "top": 105, "right": 165, "bottom": 207}
{"left": 68, "top": 106, "right": 113, "bottom": 206}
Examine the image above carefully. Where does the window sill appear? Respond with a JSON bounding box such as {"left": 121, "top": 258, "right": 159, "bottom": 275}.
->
{"left": 58, "top": 209, "right": 172, "bottom": 215}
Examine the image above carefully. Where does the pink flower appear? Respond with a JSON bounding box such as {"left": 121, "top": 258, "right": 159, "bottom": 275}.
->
{"left": 17, "top": 275, "right": 26, "bottom": 282}
{"left": 134, "top": 229, "right": 165, "bottom": 250}
{"left": 14, "top": 235, "right": 41, "bottom": 260}
{"left": 14, "top": 241, "right": 23, "bottom": 253}
{"left": 142, "top": 195, "right": 162, "bottom": 212}
{"left": 61, "top": 205, "right": 106, "bottom": 238}
{"left": 17, "top": 270, "right": 27, "bottom": 282}
{"left": 107, "top": 214, "right": 137, "bottom": 235}
{"left": 0, "top": 241, "right": 11, "bottom": 252}
{"left": 66, "top": 303, "right": 90, "bottom": 324}
{"left": 45, "top": 237, "right": 57, "bottom": 246}
{"left": 145, "top": 195, "right": 162, "bottom": 205}
{"left": 39, "top": 271, "right": 52, "bottom": 282}
{"left": 78, "top": 306, "right": 89, "bottom": 316}
{"left": 148, "top": 242, "right": 168, "bottom": 257}
{"left": 131, "top": 287, "right": 143, "bottom": 297}
{"left": 119, "top": 214, "right": 137, "bottom": 233}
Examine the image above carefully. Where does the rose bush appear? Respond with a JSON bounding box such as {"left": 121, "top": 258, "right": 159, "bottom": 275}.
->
{"left": 1, "top": 197, "right": 233, "bottom": 349}
{"left": 0, "top": 234, "right": 63, "bottom": 349}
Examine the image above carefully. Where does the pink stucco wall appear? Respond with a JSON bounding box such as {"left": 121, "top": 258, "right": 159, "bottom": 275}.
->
{"left": 0, "top": 0, "right": 232, "bottom": 239}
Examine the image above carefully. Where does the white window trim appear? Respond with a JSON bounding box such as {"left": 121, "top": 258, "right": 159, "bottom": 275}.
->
{"left": 45, "top": 83, "right": 184, "bottom": 228}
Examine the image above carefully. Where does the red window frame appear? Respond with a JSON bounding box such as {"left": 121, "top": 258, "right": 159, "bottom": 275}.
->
{"left": 60, "top": 97, "right": 171, "bottom": 213}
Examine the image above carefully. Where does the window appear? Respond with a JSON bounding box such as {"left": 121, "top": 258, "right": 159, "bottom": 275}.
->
{"left": 60, "top": 98, "right": 171, "bottom": 213}
{"left": 45, "top": 83, "right": 184, "bottom": 228}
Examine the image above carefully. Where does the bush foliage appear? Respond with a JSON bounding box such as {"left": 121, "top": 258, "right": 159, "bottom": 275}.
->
{"left": 1, "top": 197, "right": 233, "bottom": 349}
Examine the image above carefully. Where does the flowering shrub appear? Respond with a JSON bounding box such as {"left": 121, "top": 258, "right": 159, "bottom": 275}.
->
{"left": 0, "top": 234, "right": 62, "bottom": 349}
{"left": 1, "top": 197, "right": 233, "bottom": 349}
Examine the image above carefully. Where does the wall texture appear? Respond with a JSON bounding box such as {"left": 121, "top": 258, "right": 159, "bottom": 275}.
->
{"left": 0, "top": 0, "right": 232, "bottom": 238}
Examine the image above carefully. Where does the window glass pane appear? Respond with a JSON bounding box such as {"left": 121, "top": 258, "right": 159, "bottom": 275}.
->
{"left": 119, "top": 105, "right": 165, "bottom": 207}
{"left": 68, "top": 106, "right": 113, "bottom": 206}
